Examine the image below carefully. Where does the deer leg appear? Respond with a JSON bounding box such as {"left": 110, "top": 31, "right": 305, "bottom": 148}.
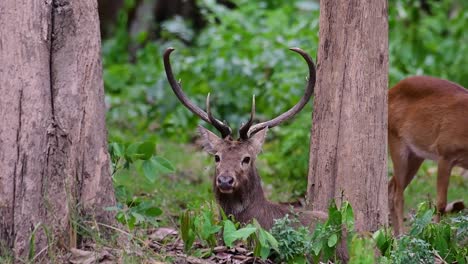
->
{"left": 435, "top": 158, "right": 452, "bottom": 222}
{"left": 389, "top": 135, "right": 423, "bottom": 235}
{"left": 388, "top": 134, "right": 407, "bottom": 235}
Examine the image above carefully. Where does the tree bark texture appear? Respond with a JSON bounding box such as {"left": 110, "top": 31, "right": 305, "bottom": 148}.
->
{"left": 0, "top": 0, "right": 115, "bottom": 259}
{"left": 307, "top": 0, "right": 388, "bottom": 231}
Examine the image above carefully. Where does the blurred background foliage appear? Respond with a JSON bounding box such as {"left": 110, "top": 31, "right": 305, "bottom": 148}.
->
{"left": 101, "top": 0, "right": 468, "bottom": 224}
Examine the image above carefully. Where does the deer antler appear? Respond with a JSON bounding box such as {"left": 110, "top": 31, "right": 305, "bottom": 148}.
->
{"left": 164, "top": 47, "right": 232, "bottom": 138}
{"left": 238, "top": 95, "right": 255, "bottom": 140}
{"left": 244, "top": 47, "right": 316, "bottom": 138}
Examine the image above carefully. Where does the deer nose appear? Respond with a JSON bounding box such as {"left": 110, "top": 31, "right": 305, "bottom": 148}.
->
{"left": 217, "top": 175, "right": 234, "bottom": 187}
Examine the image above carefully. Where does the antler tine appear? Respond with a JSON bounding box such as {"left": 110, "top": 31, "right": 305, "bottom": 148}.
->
{"left": 164, "top": 47, "right": 232, "bottom": 138}
{"left": 247, "top": 47, "right": 316, "bottom": 137}
{"left": 238, "top": 95, "right": 255, "bottom": 140}
{"left": 206, "top": 93, "right": 232, "bottom": 138}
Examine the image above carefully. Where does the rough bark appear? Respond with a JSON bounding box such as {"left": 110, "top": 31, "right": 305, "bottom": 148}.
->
{"left": 307, "top": 0, "right": 388, "bottom": 231}
{"left": 0, "top": 0, "right": 115, "bottom": 259}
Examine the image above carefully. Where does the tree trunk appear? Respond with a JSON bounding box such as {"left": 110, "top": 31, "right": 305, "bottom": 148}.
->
{"left": 0, "top": 0, "right": 115, "bottom": 259}
{"left": 307, "top": 0, "right": 388, "bottom": 231}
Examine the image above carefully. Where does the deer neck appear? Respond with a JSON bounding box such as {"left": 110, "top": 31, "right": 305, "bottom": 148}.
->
{"left": 214, "top": 164, "right": 267, "bottom": 217}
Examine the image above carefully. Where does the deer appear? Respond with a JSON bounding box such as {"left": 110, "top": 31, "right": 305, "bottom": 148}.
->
{"left": 163, "top": 47, "right": 327, "bottom": 230}
{"left": 388, "top": 76, "right": 467, "bottom": 235}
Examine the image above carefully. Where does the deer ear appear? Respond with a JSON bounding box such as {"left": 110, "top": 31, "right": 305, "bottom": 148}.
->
{"left": 197, "top": 125, "right": 223, "bottom": 155}
{"left": 249, "top": 127, "right": 268, "bottom": 155}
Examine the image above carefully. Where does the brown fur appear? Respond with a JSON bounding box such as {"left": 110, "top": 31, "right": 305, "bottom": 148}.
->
{"left": 388, "top": 76, "right": 468, "bottom": 235}
{"left": 198, "top": 126, "right": 327, "bottom": 230}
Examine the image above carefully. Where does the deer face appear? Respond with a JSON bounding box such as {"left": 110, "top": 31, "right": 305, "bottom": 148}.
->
{"left": 198, "top": 126, "right": 268, "bottom": 194}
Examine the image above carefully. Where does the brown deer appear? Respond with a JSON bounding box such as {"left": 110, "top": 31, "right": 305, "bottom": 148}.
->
{"left": 388, "top": 76, "right": 467, "bottom": 235}
{"left": 163, "top": 47, "right": 327, "bottom": 229}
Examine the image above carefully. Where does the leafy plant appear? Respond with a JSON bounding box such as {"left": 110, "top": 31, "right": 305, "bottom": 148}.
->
{"left": 389, "top": 236, "right": 434, "bottom": 264}
{"left": 378, "top": 202, "right": 468, "bottom": 263}
{"left": 177, "top": 205, "right": 279, "bottom": 260}
{"left": 107, "top": 139, "right": 175, "bottom": 229}
{"left": 180, "top": 210, "right": 197, "bottom": 252}
{"left": 373, "top": 227, "right": 394, "bottom": 257}
{"left": 270, "top": 215, "right": 311, "bottom": 263}
{"left": 268, "top": 201, "right": 355, "bottom": 263}
{"left": 193, "top": 204, "right": 222, "bottom": 248}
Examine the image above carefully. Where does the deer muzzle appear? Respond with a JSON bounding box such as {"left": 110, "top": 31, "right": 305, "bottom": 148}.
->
{"left": 216, "top": 175, "right": 235, "bottom": 193}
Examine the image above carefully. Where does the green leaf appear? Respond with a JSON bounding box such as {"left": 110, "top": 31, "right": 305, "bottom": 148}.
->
{"left": 132, "top": 212, "right": 146, "bottom": 224}
{"left": 328, "top": 233, "right": 338, "bottom": 247}
{"left": 180, "top": 211, "right": 196, "bottom": 252}
{"left": 372, "top": 228, "right": 393, "bottom": 257}
{"left": 288, "top": 255, "right": 307, "bottom": 264}
{"left": 142, "top": 207, "right": 163, "bottom": 217}
{"left": 256, "top": 227, "right": 279, "bottom": 259}
{"left": 137, "top": 141, "right": 156, "bottom": 160}
{"left": 262, "top": 229, "right": 279, "bottom": 251}
{"left": 142, "top": 159, "right": 158, "bottom": 182}
{"left": 410, "top": 208, "right": 434, "bottom": 236}
{"left": 341, "top": 201, "right": 355, "bottom": 232}
{"left": 116, "top": 211, "right": 126, "bottom": 224}
{"left": 223, "top": 220, "right": 237, "bottom": 247}
{"left": 109, "top": 142, "right": 124, "bottom": 158}
{"left": 125, "top": 140, "right": 156, "bottom": 161}
{"left": 327, "top": 200, "right": 342, "bottom": 228}
{"left": 142, "top": 156, "right": 175, "bottom": 182}
{"left": 311, "top": 240, "right": 323, "bottom": 256}
{"left": 223, "top": 220, "right": 257, "bottom": 247}
{"left": 153, "top": 156, "right": 175, "bottom": 173}
{"left": 127, "top": 213, "right": 137, "bottom": 230}
{"left": 125, "top": 142, "right": 140, "bottom": 162}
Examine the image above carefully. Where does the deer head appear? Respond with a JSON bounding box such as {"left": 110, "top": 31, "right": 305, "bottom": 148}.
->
{"left": 197, "top": 125, "right": 268, "bottom": 195}
{"left": 163, "top": 47, "right": 316, "bottom": 226}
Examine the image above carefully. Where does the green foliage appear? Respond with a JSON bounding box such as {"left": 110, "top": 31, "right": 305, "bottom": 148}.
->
{"left": 107, "top": 139, "right": 174, "bottom": 230}
{"left": 222, "top": 220, "right": 256, "bottom": 247}
{"left": 373, "top": 228, "right": 394, "bottom": 257}
{"left": 390, "top": 236, "right": 434, "bottom": 264}
{"left": 268, "top": 201, "right": 355, "bottom": 263}
{"left": 389, "top": 0, "right": 468, "bottom": 87}
{"left": 407, "top": 204, "right": 467, "bottom": 263}
{"left": 378, "top": 202, "right": 468, "bottom": 263}
{"left": 180, "top": 210, "right": 197, "bottom": 252}
{"left": 269, "top": 202, "right": 467, "bottom": 264}
{"left": 252, "top": 219, "right": 280, "bottom": 260}
{"left": 310, "top": 201, "right": 355, "bottom": 262}
{"left": 270, "top": 216, "right": 311, "bottom": 262}
{"left": 177, "top": 204, "right": 278, "bottom": 260}
{"left": 193, "top": 204, "right": 222, "bottom": 248}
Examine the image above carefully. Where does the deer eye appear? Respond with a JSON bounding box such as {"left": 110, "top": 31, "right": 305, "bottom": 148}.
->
{"left": 214, "top": 155, "right": 220, "bottom": 163}
{"left": 242, "top": 156, "right": 251, "bottom": 165}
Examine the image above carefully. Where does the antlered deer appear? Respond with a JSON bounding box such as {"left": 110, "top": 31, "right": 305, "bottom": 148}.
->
{"left": 388, "top": 76, "right": 467, "bottom": 235}
{"left": 163, "top": 47, "right": 327, "bottom": 229}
